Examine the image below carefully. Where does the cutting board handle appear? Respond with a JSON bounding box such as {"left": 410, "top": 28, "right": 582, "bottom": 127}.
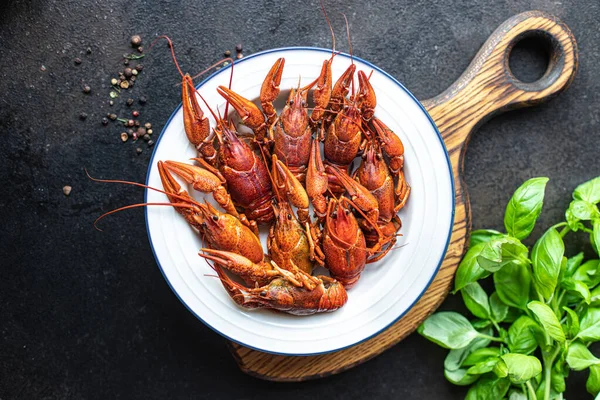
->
{"left": 422, "top": 10, "right": 578, "bottom": 139}
{"left": 228, "top": 11, "right": 578, "bottom": 382}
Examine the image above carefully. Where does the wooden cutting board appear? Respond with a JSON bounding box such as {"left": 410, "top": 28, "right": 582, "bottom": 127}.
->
{"left": 228, "top": 10, "right": 578, "bottom": 381}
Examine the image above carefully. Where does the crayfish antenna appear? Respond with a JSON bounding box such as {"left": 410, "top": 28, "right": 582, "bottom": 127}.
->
{"left": 150, "top": 35, "right": 185, "bottom": 78}
{"left": 266, "top": 153, "right": 282, "bottom": 202}
{"left": 320, "top": 0, "right": 336, "bottom": 58}
{"left": 178, "top": 57, "right": 234, "bottom": 86}
{"left": 86, "top": 168, "right": 205, "bottom": 207}
{"left": 224, "top": 59, "right": 235, "bottom": 118}
{"left": 149, "top": 35, "right": 233, "bottom": 126}
{"left": 87, "top": 165, "right": 211, "bottom": 231}
{"left": 341, "top": 12, "right": 353, "bottom": 65}
{"left": 93, "top": 202, "right": 195, "bottom": 232}
{"left": 340, "top": 12, "right": 356, "bottom": 97}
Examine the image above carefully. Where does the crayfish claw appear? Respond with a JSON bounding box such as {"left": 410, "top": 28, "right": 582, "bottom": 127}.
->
{"left": 260, "top": 58, "right": 285, "bottom": 125}
{"left": 304, "top": 59, "right": 333, "bottom": 125}
{"left": 217, "top": 86, "right": 268, "bottom": 143}
{"left": 273, "top": 155, "right": 310, "bottom": 223}
{"left": 182, "top": 75, "right": 211, "bottom": 148}
{"left": 325, "top": 164, "right": 379, "bottom": 224}
{"left": 157, "top": 161, "right": 203, "bottom": 228}
{"left": 357, "top": 70, "right": 376, "bottom": 121}
{"left": 306, "top": 139, "right": 329, "bottom": 220}
{"left": 199, "top": 248, "right": 277, "bottom": 286}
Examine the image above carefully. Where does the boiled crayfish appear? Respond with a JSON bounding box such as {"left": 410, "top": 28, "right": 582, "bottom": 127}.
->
{"left": 95, "top": 28, "right": 411, "bottom": 316}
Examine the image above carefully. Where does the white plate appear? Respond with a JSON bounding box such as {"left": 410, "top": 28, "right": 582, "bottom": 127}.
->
{"left": 145, "top": 47, "right": 454, "bottom": 356}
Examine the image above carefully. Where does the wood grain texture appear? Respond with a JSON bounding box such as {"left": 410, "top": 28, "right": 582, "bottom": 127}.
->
{"left": 228, "top": 10, "right": 578, "bottom": 381}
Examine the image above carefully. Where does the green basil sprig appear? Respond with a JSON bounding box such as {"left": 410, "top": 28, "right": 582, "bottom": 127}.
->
{"left": 420, "top": 176, "right": 600, "bottom": 399}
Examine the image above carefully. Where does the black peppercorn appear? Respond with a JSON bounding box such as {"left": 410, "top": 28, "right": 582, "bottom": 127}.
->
{"left": 131, "top": 35, "right": 142, "bottom": 47}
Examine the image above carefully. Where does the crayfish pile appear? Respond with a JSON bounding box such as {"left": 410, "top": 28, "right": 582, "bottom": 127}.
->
{"left": 156, "top": 46, "right": 410, "bottom": 316}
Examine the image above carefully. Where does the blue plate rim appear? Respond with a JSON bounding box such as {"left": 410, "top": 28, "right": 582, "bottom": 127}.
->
{"left": 145, "top": 46, "right": 456, "bottom": 356}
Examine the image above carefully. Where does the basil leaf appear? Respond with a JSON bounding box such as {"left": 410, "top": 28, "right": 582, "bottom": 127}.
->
{"left": 564, "top": 292, "right": 584, "bottom": 307}
{"left": 568, "top": 200, "right": 600, "bottom": 220}
{"left": 574, "top": 176, "right": 600, "bottom": 204}
{"left": 508, "top": 389, "right": 528, "bottom": 400}
{"left": 567, "top": 341, "right": 600, "bottom": 371}
{"left": 561, "top": 278, "right": 591, "bottom": 304}
{"left": 527, "top": 301, "right": 566, "bottom": 343}
{"left": 444, "top": 350, "right": 470, "bottom": 373}
{"left": 566, "top": 206, "right": 587, "bottom": 232}
{"left": 492, "top": 357, "right": 508, "bottom": 378}
{"left": 477, "top": 236, "right": 529, "bottom": 273}
{"left": 454, "top": 242, "right": 490, "bottom": 292}
{"left": 463, "top": 347, "right": 502, "bottom": 367}
{"left": 551, "top": 361, "right": 566, "bottom": 393}
{"left": 465, "top": 376, "right": 511, "bottom": 400}
{"left": 494, "top": 263, "right": 530, "bottom": 310}
{"left": 564, "top": 307, "right": 581, "bottom": 338}
{"left": 467, "top": 358, "right": 499, "bottom": 375}
{"left": 587, "top": 365, "right": 600, "bottom": 396}
{"left": 591, "top": 286, "right": 600, "bottom": 306}
{"left": 499, "top": 353, "right": 542, "bottom": 384}
{"left": 577, "top": 308, "right": 600, "bottom": 342}
{"left": 565, "top": 252, "right": 585, "bottom": 278}
{"left": 490, "top": 292, "right": 508, "bottom": 323}
{"left": 470, "top": 229, "right": 505, "bottom": 246}
{"left": 444, "top": 327, "right": 494, "bottom": 371}
{"left": 472, "top": 319, "right": 492, "bottom": 329}
{"left": 418, "top": 312, "right": 479, "bottom": 349}
{"left": 504, "top": 177, "right": 548, "bottom": 240}
{"left": 531, "top": 228, "right": 564, "bottom": 301}
{"left": 461, "top": 282, "right": 491, "bottom": 319}
{"left": 444, "top": 367, "right": 480, "bottom": 386}
{"left": 508, "top": 315, "right": 539, "bottom": 355}
{"left": 558, "top": 256, "right": 568, "bottom": 284}
{"left": 593, "top": 219, "right": 600, "bottom": 256}
{"left": 573, "top": 260, "right": 600, "bottom": 288}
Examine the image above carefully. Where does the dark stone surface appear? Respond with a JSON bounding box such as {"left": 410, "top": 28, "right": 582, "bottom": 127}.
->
{"left": 0, "top": 0, "right": 598, "bottom": 398}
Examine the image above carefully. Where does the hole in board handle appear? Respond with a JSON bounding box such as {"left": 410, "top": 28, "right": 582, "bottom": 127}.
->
{"left": 509, "top": 36, "right": 550, "bottom": 83}
{"left": 506, "top": 30, "right": 564, "bottom": 92}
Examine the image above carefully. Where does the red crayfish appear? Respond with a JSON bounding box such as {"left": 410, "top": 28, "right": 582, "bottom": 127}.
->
{"left": 93, "top": 14, "right": 410, "bottom": 316}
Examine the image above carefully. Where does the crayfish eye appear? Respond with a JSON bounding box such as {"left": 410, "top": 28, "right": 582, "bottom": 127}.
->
{"left": 332, "top": 212, "right": 338, "bottom": 218}
{"left": 212, "top": 215, "right": 219, "bottom": 221}
{"left": 302, "top": 100, "right": 306, "bottom": 107}
{"left": 345, "top": 209, "right": 350, "bottom": 215}
{"left": 260, "top": 290, "right": 267, "bottom": 297}
{"left": 289, "top": 100, "right": 294, "bottom": 105}
{"left": 201, "top": 222, "right": 208, "bottom": 229}
{"left": 287, "top": 214, "right": 292, "bottom": 220}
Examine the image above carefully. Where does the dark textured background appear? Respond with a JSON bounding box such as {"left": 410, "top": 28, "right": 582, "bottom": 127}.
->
{"left": 1, "top": 0, "right": 599, "bottom": 398}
